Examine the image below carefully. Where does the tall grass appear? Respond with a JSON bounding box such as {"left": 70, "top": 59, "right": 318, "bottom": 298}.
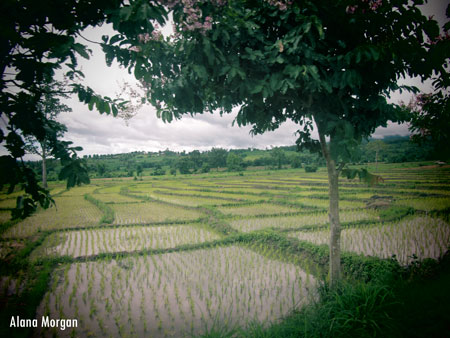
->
{"left": 240, "top": 252, "right": 450, "bottom": 338}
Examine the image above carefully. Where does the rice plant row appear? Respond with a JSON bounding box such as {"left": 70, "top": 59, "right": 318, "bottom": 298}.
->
{"left": 289, "top": 216, "right": 450, "bottom": 265}
{"left": 218, "top": 203, "right": 303, "bottom": 217}
{"left": 112, "top": 202, "right": 204, "bottom": 225}
{"left": 3, "top": 197, "right": 103, "bottom": 238}
{"left": 293, "top": 198, "right": 367, "bottom": 210}
{"left": 91, "top": 193, "right": 142, "bottom": 204}
{"left": 0, "top": 198, "right": 17, "bottom": 209}
{"left": 394, "top": 197, "right": 450, "bottom": 211}
{"left": 230, "top": 210, "right": 379, "bottom": 233}
{"left": 36, "top": 246, "right": 316, "bottom": 337}
{"left": 140, "top": 193, "right": 248, "bottom": 208}
{"left": 32, "top": 224, "right": 221, "bottom": 258}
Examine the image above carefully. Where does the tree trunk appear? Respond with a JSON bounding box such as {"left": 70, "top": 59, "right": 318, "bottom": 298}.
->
{"left": 317, "top": 123, "right": 341, "bottom": 285}
{"left": 375, "top": 149, "right": 379, "bottom": 172}
{"left": 41, "top": 144, "right": 48, "bottom": 189}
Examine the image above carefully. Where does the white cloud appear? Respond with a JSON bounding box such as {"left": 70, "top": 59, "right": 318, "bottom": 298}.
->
{"left": 3, "top": 2, "right": 445, "bottom": 160}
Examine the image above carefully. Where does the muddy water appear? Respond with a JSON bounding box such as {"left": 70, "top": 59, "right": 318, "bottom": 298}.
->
{"left": 35, "top": 246, "right": 316, "bottom": 337}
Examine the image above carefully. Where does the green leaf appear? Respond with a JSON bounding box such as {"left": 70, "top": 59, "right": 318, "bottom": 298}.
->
{"left": 112, "top": 105, "right": 119, "bottom": 117}
{"left": 192, "top": 64, "right": 208, "bottom": 79}
{"left": 88, "top": 97, "right": 96, "bottom": 111}
{"left": 203, "top": 39, "right": 215, "bottom": 65}
{"left": 369, "top": 47, "right": 380, "bottom": 61}
{"left": 59, "top": 159, "right": 90, "bottom": 189}
{"left": 73, "top": 43, "right": 90, "bottom": 59}
{"left": 250, "top": 84, "right": 264, "bottom": 94}
{"left": 109, "top": 34, "right": 123, "bottom": 45}
{"left": 270, "top": 74, "right": 282, "bottom": 91}
{"left": 275, "top": 55, "right": 284, "bottom": 64}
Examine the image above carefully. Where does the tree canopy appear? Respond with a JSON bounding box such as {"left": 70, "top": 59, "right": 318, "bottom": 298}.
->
{"left": 1, "top": 0, "right": 448, "bottom": 280}
{"left": 0, "top": 0, "right": 130, "bottom": 218}
{"left": 106, "top": 0, "right": 448, "bottom": 159}
{"left": 101, "top": 0, "right": 448, "bottom": 283}
{"left": 408, "top": 90, "right": 450, "bottom": 160}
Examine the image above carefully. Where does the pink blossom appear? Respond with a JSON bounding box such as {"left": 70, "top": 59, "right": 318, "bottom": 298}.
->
{"left": 370, "top": 0, "right": 382, "bottom": 11}
{"left": 138, "top": 33, "right": 151, "bottom": 43}
{"left": 211, "top": 0, "right": 227, "bottom": 6}
{"left": 346, "top": 5, "right": 358, "bottom": 14}
{"left": 427, "top": 32, "right": 450, "bottom": 45}
{"left": 346, "top": 0, "right": 382, "bottom": 14}
{"left": 266, "top": 0, "right": 292, "bottom": 11}
{"left": 128, "top": 46, "right": 142, "bottom": 52}
{"left": 204, "top": 21, "right": 212, "bottom": 30}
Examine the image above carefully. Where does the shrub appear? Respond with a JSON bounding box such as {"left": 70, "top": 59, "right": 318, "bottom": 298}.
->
{"left": 305, "top": 165, "right": 318, "bottom": 173}
{"left": 378, "top": 205, "right": 414, "bottom": 221}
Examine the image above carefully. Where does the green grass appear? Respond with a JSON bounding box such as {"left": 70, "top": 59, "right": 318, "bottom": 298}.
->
{"left": 233, "top": 254, "right": 450, "bottom": 338}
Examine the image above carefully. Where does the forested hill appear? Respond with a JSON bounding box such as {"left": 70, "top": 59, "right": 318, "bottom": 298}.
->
{"left": 26, "top": 136, "right": 443, "bottom": 180}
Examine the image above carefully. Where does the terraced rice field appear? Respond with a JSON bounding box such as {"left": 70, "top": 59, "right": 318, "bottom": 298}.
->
{"left": 36, "top": 246, "right": 316, "bottom": 337}
{"left": 3, "top": 196, "right": 103, "bottom": 238}
{"left": 1, "top": 164, "right": 449, "bottom": 337}
{"left": 32, "top": 224, "right": 221, "bottom": 258}
{"left": 112, "top": 201, "right": 203, "bottom": 225}
{"left": 230, "top": 210, "right": 379, "bottom": 233}
{"left": 290, "top": 216, "right": 450, "bottom": 265}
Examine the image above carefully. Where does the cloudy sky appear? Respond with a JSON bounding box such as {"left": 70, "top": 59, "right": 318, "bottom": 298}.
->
{"left": 5, "top": 1, "right": 449, "bottom": 159}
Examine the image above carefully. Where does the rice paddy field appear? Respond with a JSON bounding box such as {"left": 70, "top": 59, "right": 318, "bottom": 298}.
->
{"left": 1, "top": 163, "right": 449, "bottom": 337}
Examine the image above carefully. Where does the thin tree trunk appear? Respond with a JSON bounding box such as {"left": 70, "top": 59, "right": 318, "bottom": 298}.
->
{"left": 375, "top": 149, "right": 379, "bottom": 172}
{"left": 41, "top": 144, "right": 48, "bottom": 189}
{"left": 316, "top": 122, "right": 341, "bottom": 285}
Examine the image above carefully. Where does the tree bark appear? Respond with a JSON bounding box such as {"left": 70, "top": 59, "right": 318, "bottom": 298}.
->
{"left": 41, "top": 143, "right": 48, "bottom": 189}
{"left": 375, "top": 149, "right": 379, "bottom": 172}
{"left": 316, "top": 122, "right": 341, "bottom": 285}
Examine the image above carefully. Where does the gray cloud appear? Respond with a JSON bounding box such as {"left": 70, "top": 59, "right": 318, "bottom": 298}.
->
{"left": 3, "top": 3, "right": 444, "bottom": 160}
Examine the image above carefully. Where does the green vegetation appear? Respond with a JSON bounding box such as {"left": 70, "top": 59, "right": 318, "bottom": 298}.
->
{"left": 84, "top": 194, "right": 115, "bottom": 224}
{"left": 1, "top": 0, "right": 448, "bottom": 334}
{"left": 25, "top": 137, "right": 447, "bottom": 183}
{"left": 0, "top": 163, "right": 449, "bottom": 336}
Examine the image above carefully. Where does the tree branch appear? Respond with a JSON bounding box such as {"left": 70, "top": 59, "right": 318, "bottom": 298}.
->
{"left": 77, "top": 33, "right": 102, "bottom": 46}
{"left": 337, "top": 162, "right": 346, "bottom": 174}
{"left": 315, "top": 117, "right": 330, "bottom": 162}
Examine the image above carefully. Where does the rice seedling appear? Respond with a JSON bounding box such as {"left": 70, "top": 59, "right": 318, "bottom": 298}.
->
{"left": 91, "top": 193, "right": 142, "bottom": 203}
{"left": 0, "top": 198, "right": 17, "bottom": 209}
{"left": 218, "top": 203, "right": 301, "bottom": 217}
{"left": 3, "top": 196, "right": 103, "bottom": 238}
{"left": 96, "top": 185, "right": 126, "bottom": 194}
{"left": 394, "top": 197, "right": 450, "bottom": 211}
{"left": 293, "top": 198, "right": 367, "bottom": 210}
{"left": 230, "top": 210, "right": 379, "bottom": 233}
{"left": 58, "top": 185, "right": 99, "bottom": 197}
{"left": 289, "top": 216, "right": 450, "bottom": 265}
{"left": 150, "top": 187, "right": 266, "bottom": 202}
{"left": 112, "top": 201, "right": 203, "bottom": 224}
{"left": 36, "top": 246, "right": 316, "bottom": 337}
{"left": 0, "top": 210, "right": 11, "bottom": 224}
{"left": 2, "top": 165, "right": 449, "bottom": 337}
{"left": 32, "top": 224, "right": 221, "bottom": 258}
{"left": 146, "top": 193, "right": 244, "bottom": 207}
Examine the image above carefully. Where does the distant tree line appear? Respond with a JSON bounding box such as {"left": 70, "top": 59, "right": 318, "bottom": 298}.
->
{"left": 25, "top": 136, "right": 445, "bottom": 181}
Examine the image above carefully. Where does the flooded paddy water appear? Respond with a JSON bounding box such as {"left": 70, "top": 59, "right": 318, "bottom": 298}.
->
{"left": 1, "top": 166, "right": 449, "bottom": 337}
{"left": 36, "top": 246, "right": 316, "bottom": 337}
